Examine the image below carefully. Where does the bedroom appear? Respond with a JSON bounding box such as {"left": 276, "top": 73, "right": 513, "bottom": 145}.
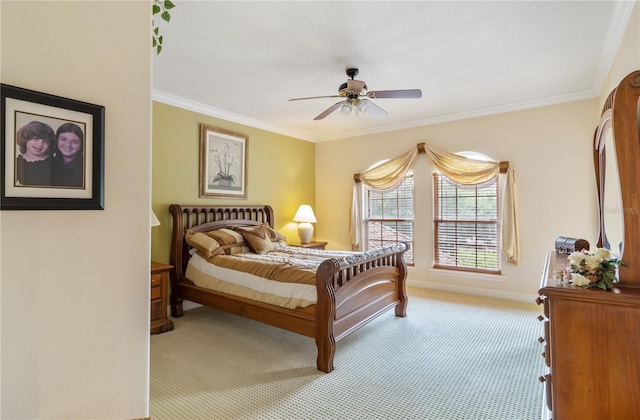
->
{"left": 1, "top": 1, "right": 639, "bottom": 419}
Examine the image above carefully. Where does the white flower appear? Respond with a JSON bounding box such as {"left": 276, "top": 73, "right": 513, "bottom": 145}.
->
{"left": 584, "top": 254, "right": 603, "bottom": 270}
{"left": 568, "top": 251, "right": 586, "bottom": 266}
{"left": 595, "top": 248, "right": 611, "bottom": 261}
{"left": 571, "top": 273, "right": 592, "bottom": 287}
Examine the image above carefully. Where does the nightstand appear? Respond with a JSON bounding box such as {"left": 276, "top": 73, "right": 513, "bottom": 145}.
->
{"left": 150, "top": 262, "right": 174, "bottom": 334}
{"left": 290, "top": 241, "right": 328, "bottom": 250}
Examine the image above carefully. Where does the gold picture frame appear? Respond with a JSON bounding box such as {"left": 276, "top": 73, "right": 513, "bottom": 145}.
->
{"left": 199, "top": 124, "right": 248, "bottom": 199}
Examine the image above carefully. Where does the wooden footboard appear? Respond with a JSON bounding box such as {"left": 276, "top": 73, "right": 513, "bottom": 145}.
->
{"left": 315, "top": 242, "right": 409, "bottom": 372}
{"left": 168, "top": 204, "right": 409, "bottom": 373}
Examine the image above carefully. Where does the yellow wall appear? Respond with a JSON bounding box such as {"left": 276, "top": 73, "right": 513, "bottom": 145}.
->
{"left": 151, "top": 102, "right": 315, "bottom": 263}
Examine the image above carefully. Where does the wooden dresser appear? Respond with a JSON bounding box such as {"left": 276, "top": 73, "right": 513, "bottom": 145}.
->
{"left": 537, "top": 252, "right": 640, "bottom": 419}
{"left": 151, "top": 262, "right": 174, "bottom": 334}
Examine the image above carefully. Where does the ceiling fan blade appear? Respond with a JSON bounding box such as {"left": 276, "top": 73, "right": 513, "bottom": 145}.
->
{"left": 346, "top": 79, "right": 366, "bottom": 94}
{"left": 367, "top": 89, "right": 422, "bottom": 99}
{"left": 313, "top": 101, "right": 345, "bottom": 120}
{"left": 289, "top": 95, "right": 341, "bottom": 101}
{"left": 363, "top": 100, "right": 388, "bottom": 117}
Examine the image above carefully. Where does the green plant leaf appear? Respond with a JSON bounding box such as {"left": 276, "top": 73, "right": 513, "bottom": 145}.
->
{"left": 158, "top": 35, "right": 163, "bottom": 45}
{"left": 152, "top": 4, "right": 161, "bottom": 15}
{"left": 154, "top": 27, "right": 159, "bottom": 35}
{"left": 161, "top": 11, "right": 171, "bottom": 22}
{"left": 157, "top": 45, "right": 162, "bottom": 55}
{"left": 152, "top": 37, "right": 157, "bottom": 47}
{"left": 164, "top": 0, "right": 176, "bottom": 10}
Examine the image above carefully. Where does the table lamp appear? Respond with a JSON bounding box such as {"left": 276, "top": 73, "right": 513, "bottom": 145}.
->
{"left": 151, "top": 209, "right": 161, "bottom": 227}
{"left": 293, "top": 204, "right": 317, "bottom": 244}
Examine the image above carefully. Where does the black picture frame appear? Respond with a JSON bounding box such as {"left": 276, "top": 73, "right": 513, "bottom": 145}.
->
{"left": 1, "top": 84, "right": 105, "bottom": 210}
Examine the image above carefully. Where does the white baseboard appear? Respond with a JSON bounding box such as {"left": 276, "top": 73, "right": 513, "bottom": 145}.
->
{"left": 406, "top": 279, "right": 539, "bottom": 304}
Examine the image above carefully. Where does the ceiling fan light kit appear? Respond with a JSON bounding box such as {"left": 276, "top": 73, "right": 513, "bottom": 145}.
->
{"left": 289, "top": 67, "right": 422, "bottom": 120}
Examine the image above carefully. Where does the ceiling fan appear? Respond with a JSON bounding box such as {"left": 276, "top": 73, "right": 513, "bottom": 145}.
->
{"left": 289, "top": 68, "right": 422, "bottom": 120}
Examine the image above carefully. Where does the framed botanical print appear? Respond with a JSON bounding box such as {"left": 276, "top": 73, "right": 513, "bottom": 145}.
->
{"left": 200, "top": 124, "right": 248, "bottom": 199}
{"left": 1, "top": 84, "right": 105, "bottom": 210}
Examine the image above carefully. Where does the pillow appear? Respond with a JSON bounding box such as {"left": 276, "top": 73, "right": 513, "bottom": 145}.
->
{"left": 235, "top": 224, "right": 287, "bottom": 254}
{"left": 185, "top": 228, "right": 247, "bottom": 257}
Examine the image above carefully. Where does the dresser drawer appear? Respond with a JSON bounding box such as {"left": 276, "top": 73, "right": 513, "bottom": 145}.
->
{"left": 150, "top": 299, "right": 163, "bottom": 321}
{"left": 151, "top": 283, "right": 161, "bottom": 300}
{"left": 150, "top": 262, "right": 174, "bottom": 334}
{"left": 151, "top": 273, "right": 163, "bottom": 287}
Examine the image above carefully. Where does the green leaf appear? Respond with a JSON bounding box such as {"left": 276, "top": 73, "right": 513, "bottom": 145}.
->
{"left": 152, "top": 37, "right": 157, "bottom": 47}
{"left": 152, "top": 4, "right": 161, "bottom": 15}
{"left": 153, "top": 27, "right": 159, "bottom": 35}
{"left": 164, "top": 0, "right": 176, "bottom": 10}
{"left": 157, "top": 45, "right": 162, "bottom": 55}
{"left": 158, "top": 35, "right": 163, "bottom": 45}
{"left": 161, "top": 11, "right": 171, "bottom": 22}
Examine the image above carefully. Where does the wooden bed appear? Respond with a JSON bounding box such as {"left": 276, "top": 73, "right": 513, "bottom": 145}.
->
{"left": 169, "top": 204, "right": 409, "bottom": 373}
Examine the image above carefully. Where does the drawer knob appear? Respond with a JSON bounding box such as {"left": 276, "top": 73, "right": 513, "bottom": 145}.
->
{"left": 537, "top": 336, "right": 545, "bottom": 344}
{"left": 537, "top": 315, "right": 545, "bottom": 321}
{"left": 539, "top": 376, "right": 546, "bottom": 383}
{"left": 535, "top": 296, "right": 545, "bottom": 305}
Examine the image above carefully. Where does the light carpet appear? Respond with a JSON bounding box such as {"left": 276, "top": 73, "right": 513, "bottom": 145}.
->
{"left": 150, "top": 288, "right": 545, "bottom": 420}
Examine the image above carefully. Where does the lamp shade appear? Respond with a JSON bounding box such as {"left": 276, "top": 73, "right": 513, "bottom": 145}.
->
{"left": 293, "top": 205, "right": 317, "bottom": 223}
{"left": 293, "top": 205, "right": 316, "bottom": 244}
{"left": 151, "top": 209, "right": 161, "bottom": 227}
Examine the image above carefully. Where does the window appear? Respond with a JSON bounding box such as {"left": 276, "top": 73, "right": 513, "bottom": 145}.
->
{"left": 433, "top": 173, "right": 500, "bottom": 274}
{"left": 364, "top": 177, "right": 414, "bottom": 265}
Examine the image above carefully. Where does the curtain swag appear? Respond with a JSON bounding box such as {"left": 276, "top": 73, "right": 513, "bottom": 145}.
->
{"left": 350, "top": 142, "right": 520, "bottom": 265}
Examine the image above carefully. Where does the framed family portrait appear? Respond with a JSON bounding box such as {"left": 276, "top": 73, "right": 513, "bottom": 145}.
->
{"left": 1, "top": 84, "right": 105, "bottom": 210}
{"left": 200, "top": 124, "right": 248, "bottom": 199}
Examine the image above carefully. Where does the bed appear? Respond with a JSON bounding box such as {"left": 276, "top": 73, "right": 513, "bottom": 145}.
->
{"left": 169, "top": 204, "right": 409, "bottom": 372}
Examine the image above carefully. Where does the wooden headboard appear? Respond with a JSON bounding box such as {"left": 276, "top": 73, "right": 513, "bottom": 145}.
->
{"left": 168, "top": 204, "right": 274, "bottom": 283}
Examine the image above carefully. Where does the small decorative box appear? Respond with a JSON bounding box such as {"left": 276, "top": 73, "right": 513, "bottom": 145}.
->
{"left": 555, "top": 237, "right": 590, "bottom": 254}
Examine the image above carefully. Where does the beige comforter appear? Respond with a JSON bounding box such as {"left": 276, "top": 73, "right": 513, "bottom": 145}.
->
{"left": 186, "top": 246, "right": 361, "bottom": 309}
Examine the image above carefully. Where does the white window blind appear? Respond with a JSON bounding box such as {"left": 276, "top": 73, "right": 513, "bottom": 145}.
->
{"left": 433, "top": 174, "right": 500, "bottom": 273}
{"left": 364, "top": 177, "right": 414, "bottom": 265}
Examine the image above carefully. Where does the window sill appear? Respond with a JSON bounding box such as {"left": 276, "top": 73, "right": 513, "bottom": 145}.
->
{"left": 427, "top": 268, "right": 506, "bottom": 282}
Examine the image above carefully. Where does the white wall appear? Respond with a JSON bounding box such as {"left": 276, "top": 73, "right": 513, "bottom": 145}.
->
{"left": 1, "top": 2, "right": 151, "bottom": 418}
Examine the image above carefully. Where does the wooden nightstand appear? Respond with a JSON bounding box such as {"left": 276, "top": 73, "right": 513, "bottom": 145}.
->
{"left": 150, "top": 262, "right": 174, "bottom": 334}
{"left": 290, "top": 241, "right": 328, "bottom": 250}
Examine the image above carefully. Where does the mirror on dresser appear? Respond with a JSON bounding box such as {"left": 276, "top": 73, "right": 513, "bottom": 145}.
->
{"left": 594, "top": 107, "right": 624, "bottom": 256}
{"left": 595, "top": 72, "right": 640, "bottom": 286}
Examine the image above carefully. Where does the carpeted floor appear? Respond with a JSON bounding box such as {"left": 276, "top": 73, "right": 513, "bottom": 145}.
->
{"left": 150, "top": 288, "right": 545, "bottom": 419}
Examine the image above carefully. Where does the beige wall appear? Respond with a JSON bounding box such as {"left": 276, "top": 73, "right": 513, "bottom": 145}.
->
{"left": 600, "top": 2, "right": 639, "bottom": 105}
{"left": 1, "top": 2, "right": 151, "bottom": 418}
{"left": 315, "top": 3, "right": 640, "bottom": 303}
{"left": 151, "top": 102, "right": 315, "bottom": 263}
{"left": 315, "top": 99, "right": 601, "bottom": 301}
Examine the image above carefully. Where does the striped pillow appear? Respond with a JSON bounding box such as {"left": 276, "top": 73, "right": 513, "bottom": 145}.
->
{"left": 185, "top": 228, "right": 248, "bottom": 257}
{"left": 235, "top": 224, "right": 287, "bottom": 254}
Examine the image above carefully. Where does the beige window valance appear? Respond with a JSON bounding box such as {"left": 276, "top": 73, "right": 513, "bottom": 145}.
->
{"left": 350, "top": 142, "right": 520, "bottom": 265}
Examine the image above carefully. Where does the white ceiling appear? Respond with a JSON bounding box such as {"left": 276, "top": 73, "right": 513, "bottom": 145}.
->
{"left": 152, "top": 1, "right": 634, "bottom": 142}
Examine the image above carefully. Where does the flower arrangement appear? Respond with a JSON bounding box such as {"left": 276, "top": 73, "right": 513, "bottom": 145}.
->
{"left": 210, "top": 142, "right": 237, "bottom": 186}
{"left": 567, "top": 248, "right": 624, "bottom": 290}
